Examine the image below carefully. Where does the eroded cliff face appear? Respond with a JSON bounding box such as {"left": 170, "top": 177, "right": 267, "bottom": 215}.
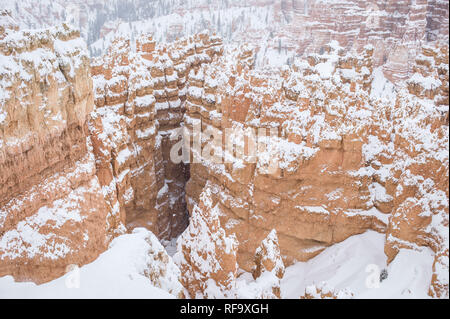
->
{"left": 90, "top": 32, "right": 223, "bottom": 240}
{"left": 180, "top": 41, "right": 448, "bottom": 297}
{"left": 0, "top": 23, "right": 111, "bottom": 283}
{"left": 0, "top": 14, "right": 224, "bottom": 285}
{"left": 0, "top": 8, "right": 448, "bottom": 298}
{"left": 269, "top": 0, "right": 449, "bottom": 82}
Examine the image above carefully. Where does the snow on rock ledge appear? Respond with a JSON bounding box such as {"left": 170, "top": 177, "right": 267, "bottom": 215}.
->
{"left": 184, "top": 40, "right": 448, "bottom": 298}
{"left": 0, "top": 23, "right": 112, "bottom": 284}
{"left": 173, "top": 181, "right": 239, "bottom": 299}
{"left": 0, "top": 228, "right": 183, "bottom": 298}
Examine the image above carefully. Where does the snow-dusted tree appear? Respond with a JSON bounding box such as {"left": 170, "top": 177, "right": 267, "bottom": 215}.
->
{"left": 251, "top": 229, "right": 285, "bottom": 298}
{"left": 173, "top": 181, "right": 238, "bottom": 298}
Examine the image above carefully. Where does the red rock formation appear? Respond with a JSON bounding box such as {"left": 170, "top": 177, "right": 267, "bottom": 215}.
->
{"left": 173, "top": 181, "right": 239, "bottom": 298}
{"left": 91, "top": 32, "right": 223, "bottom": 240}
{"left": 0, "top": 23, "right": 111, "bottom": 283}
{"left": 267, "top": 0, "right": 449, "bottom": 82}
{"left": 0, "top": 22, "right": 224, "bottom": 284}
{"left": 185, "top": 43, "right": 387, "bottom": 271}
{"left": 182, "top": 40, "right": 448, "bottom": 298}
{"left": 0, "top": 8, "right": 447, "bottom": 298}
{"left": 384, "top": 43, "right": 449, "bottom": 299}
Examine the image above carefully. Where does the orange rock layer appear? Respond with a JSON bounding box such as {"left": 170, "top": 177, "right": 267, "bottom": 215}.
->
{"left": 0, "top": 24, "right": 110, "bottom": 283}
{"left": 90, "top": 32, "right": 223, "bottom": 240}
{"left": 182, "top": 41, "right": 448, "bottom": 297}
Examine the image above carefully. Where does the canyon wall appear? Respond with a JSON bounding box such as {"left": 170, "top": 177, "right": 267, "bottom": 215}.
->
{"left": 90, "top": 32, "right": 223, "bottom": 240}
{"left": 0, "top": 15, "right": 223, "bottom": 284}
{"left": 266, "top": 0, "right": 449, "bottom": 82}
{"left": 180, "top": 41, "right": 449, "bottom": 297}
{"left": 5, "top": 1, "right": 449, "bottom": 83}
{"left": 0, "top": 6, "right": 448, "bottom": 298}
{"left": 0, "top": 22, "right": 111, "bottom": 283}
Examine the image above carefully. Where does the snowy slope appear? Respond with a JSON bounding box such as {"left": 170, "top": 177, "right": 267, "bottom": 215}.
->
{"left": 0, "top": 230, "right": 438, "bottom": 299}
{"left": 0, "top": 228, "right": 180, "bottom": 299}
{"left": 280, "top": 231, "right": 435, "bottom": 299}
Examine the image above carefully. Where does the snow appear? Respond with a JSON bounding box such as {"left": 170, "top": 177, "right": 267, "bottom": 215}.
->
{"left": 0, "top": 228, "right": 181, "bottom": 299}
{"left": 136, "top": 126, "right": 156, "bottom": 139}
{"left": 116, "top": 147, "right": 132, "bottom": 165}
{"left": 363, "top": 135, "right": 393, "bottom": 162}
{"left": 315, "top": 61, "right": 335, "bottom": 79}
{"left": 343, "top": 207, "right": 390, "bottom": 225}
{"left": 408, "top": 73, "right": 442, "bottom": 91}
{"left": 370, "top": 67, "right": 397, "bottom": 101}
{"left": 369, "top": 182, "right": 393, "bottom": 204}
{"left": 280, "top": 231, "right": 435, "bottom": 299}
{"left": 0, "top": 229, "right": 438, "bottom": 299}
{"left": 325, "top": 188, "right": 344, "bottom": 201}
{"left": 295, "top": 205, "right": 330, "bottom": 215}
{"left": 0, "top": 110, "right": 6, "bottom": 124}
{"left": 162, "top": 238, "right": 178, "bottom": 257}
{"left": 135, "top": 94, "right": 156, "bottom": 108}
{"left": 236, "top": 271, "right": 281, "bottom": 299}
{"left": 54, "top": 37, "right": 88, "bottom": 78}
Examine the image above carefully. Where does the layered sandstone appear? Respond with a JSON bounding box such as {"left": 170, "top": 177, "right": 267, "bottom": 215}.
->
{"left": 268, "top": 0, "right": 449, "bottom": 82}
{"left": 0, "top": 7, "right": 448, "bottom": 298}
{"left": 185, "top": 43, "right": 386, "bottom": 270}
{"left": 0, "top": 22, "right": 111, "bottom": 283}
{"left": 0, "top": 21, "right": 218, "bottom": 288}
{"left": 385, "top": 43, "right": 449, "bottom": 298}
{"left": 181, "top": 40, "right": 449, "bottom": 297}
{"left": 90, "top": 31, "right": 223, "bottom": 240}
{"left": 3, "top": 0, "right": 449, "bottom": 83}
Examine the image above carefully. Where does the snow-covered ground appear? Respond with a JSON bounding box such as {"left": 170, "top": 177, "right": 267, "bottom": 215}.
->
{"left": 280, "top": 231, "right": 434, "bottom": 299}
{"left": 0, "top": 230, "right": 434, "bottom": 298}
{"left": 0, "top": 229, "right": 178, "bottom": 299}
